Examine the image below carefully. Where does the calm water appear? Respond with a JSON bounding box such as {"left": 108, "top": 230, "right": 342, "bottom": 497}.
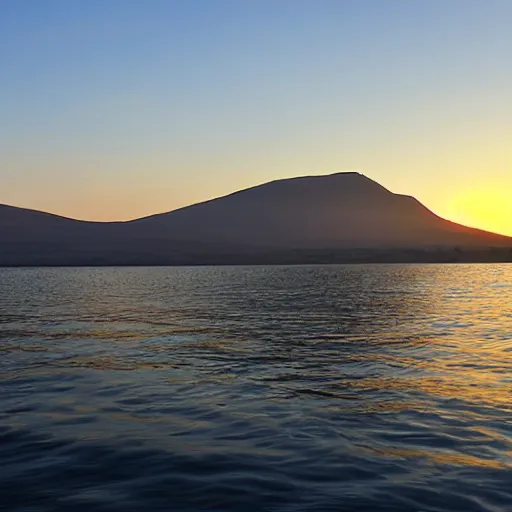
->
{"left": 1, "top": 265, "right": 511, "bottom": 512}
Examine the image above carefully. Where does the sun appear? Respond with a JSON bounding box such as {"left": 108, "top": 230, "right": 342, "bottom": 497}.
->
{"left": 443, "top": 187, "right": 512, "bottom": 237}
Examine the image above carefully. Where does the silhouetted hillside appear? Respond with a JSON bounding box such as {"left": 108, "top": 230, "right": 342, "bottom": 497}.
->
{"left": 1, "top": 172, "right": 511, "bottom": 265}
{"left": 132, "top": 172, "right": 510, "bottom": 249}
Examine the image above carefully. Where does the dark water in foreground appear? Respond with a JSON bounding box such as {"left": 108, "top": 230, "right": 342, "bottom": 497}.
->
{"left": 0, "top": 265, "right": 511, "bottom": 512}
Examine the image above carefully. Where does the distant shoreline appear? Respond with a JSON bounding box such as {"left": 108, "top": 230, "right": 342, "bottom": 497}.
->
{"left": 1, "top": 248, "right": 511, "bottom": 268}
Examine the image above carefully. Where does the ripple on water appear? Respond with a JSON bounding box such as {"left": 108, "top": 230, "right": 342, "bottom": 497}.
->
{"left": 0, "top": 264, "right": 511, "bottom": 511}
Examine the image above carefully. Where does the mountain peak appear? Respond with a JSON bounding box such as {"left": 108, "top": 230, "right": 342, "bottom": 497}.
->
{"left": 327, "top": 171, "right": 363, "bottom": 176}
{"left": 247, "top": 171, "right": 391, "bottom": 196}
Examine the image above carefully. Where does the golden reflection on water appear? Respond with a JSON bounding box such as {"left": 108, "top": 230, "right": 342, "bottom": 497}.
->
{"left": 362, "top": 445, "right": 509, "bottom": 469}
{"left": 334, "top": 371, "right": 512, "bottom": 411}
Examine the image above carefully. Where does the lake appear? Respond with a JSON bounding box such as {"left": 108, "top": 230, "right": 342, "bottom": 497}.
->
{"left": 1, "top": 264, "right": 511, "bottom": 511}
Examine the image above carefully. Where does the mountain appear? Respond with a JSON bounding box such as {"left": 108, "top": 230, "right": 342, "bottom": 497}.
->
{"left": 1, "top": 172, "right": 511, "bottom": 265}
{"left": 131, "top": 172, "right": 510, "bottom": 249}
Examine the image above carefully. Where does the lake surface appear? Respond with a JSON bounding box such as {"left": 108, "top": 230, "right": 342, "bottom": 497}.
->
{"left": 1, "top": 264, "right": 511, "bottom": 512}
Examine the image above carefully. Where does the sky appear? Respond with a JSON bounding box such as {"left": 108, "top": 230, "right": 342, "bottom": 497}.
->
{"left": 1, "top": 0, "right": 511, "bottom": 235}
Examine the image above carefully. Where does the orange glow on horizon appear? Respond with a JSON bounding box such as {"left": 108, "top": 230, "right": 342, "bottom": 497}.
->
{"left": 440, "top": 186, "right": 512, "bottom": 237}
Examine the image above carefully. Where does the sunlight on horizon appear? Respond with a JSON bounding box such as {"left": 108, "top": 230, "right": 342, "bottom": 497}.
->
{"left": 441, "top": 187, "right": 512, "bottom": 237}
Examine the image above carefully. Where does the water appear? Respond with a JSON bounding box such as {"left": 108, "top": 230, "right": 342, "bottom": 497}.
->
{"left": 0, "top": 264, "right": 511, "bottom": 512}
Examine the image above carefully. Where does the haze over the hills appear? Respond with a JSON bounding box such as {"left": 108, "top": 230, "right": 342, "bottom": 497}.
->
{"left": 1, "top": 173, "right": 510, "bottom": 266}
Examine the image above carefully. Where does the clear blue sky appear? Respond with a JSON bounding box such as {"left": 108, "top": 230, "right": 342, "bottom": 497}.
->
{"left": 1, "top": 0, "right": 511, "bottom": 234}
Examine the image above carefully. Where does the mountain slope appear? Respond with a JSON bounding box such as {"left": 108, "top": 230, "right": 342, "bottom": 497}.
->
{"left": 131, "top": 172, "right": 510, "bottom": 249}
{"left": 1, "top": 172, "right": 510, "bottom": 265}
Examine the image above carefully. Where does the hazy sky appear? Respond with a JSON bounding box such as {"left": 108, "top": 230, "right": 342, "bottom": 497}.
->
{"left": 1, "top": 0, "right": 511, "bottom": 235}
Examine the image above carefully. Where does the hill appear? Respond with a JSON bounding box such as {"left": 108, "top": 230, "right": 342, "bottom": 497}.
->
{"left": 1, "top": 172, "right": 511, "bottom": 265}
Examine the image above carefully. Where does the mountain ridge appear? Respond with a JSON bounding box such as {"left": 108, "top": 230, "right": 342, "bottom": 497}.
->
{"left": 133, "top": 172, "right": 396, "bottom": 222}
{"left": 1, "top": 172, "right": 511, "bottom": 265}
